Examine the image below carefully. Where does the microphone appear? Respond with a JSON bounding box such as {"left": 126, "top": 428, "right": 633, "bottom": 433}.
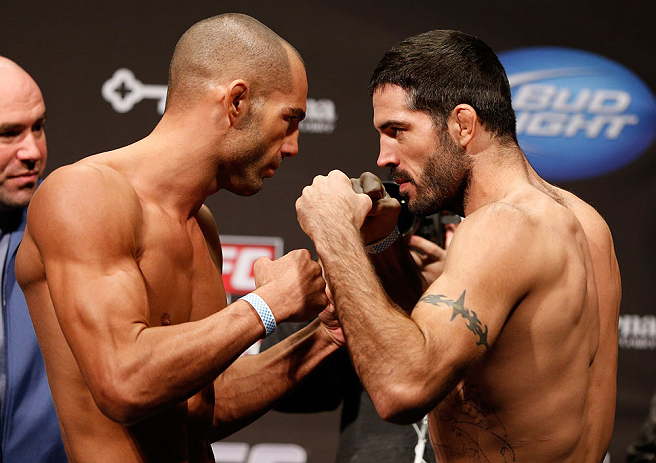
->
{"left": 382, "top": 181, "right": 461, "bottom": 248}
{"left": 381, "top": 181, "right": 420, "bottom": 237}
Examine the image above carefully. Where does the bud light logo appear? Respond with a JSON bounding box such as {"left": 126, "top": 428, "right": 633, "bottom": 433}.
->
{"left": 498, "top": 47, "right": 656, "bottom": 181}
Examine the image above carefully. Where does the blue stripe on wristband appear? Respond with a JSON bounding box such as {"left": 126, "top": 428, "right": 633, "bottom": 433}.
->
{"left": 364, "top": 225, "right": 400, "bottom": 254}
{"left": 240, "top": 293, "right": 277, "bottom": 337}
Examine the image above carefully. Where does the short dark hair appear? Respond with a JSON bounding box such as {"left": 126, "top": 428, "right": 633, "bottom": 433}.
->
{"left": 369, "top": 30, "right": 517, "bottom": 143}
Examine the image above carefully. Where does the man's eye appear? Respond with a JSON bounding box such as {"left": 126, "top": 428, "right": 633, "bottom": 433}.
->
{"left": 0, "top": 130, "right": 19, "bottom": 138}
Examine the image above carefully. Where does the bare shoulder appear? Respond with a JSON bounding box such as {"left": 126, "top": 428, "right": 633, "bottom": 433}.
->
{"left": 417, "top": 200, "right": 553, "bottom": 352}
{"left": 441, "top": 201, "right": 548, "bottom": 300}
{"left": 28, "top": 161, "right": 143, "bottom": 255}
{"left": 444, "top": 191, "right": 589, "bottom": 289}
{"left": 556, "top": 187, "right": 615, "bottom": 250}
{"left": 450, "top": 201, "right": 541, "bottom": 253}
{"left": 197, "top": 204, "right": 218, "bottom": 236}
{"left": 556, "top": 186, "right": 621, "bottom": 309}
{"left": 197, "top": 204, "right": 222, "bottom": 269}
{"left": 36, "top": 160, "right": 140, "bottom": 203}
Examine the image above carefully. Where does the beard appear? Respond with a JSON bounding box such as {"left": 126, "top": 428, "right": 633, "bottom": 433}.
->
{"left": 236, "top": 138, "right": 269, "bottom": 194}
{"left": 392, "top": 131, "right": 470, "bottom": 217}
{"left": 226, "top": 106, "right": 272, "bottom": 196}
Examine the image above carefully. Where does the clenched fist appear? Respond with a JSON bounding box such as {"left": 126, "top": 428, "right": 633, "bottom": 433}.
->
{"left": 296, "top": 170, "right": 373, "bottom": 243}
{"left": 350, "top": 172, "right": 400, "bottom": 244}
{"left": 253, "top": 249, "right": 328, "bottom": 323}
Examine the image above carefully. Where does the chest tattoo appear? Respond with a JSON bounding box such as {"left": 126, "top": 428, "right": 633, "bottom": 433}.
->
{"left": 433, "top": 385, "right": 516, "bottom": 462}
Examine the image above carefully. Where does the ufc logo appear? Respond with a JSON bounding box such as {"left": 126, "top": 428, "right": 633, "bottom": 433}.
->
{"left": 220, "top": 236, "right": 284, "bottom": 295}
{"left": 211, "top": 443, "right": 306, "bottom": 463}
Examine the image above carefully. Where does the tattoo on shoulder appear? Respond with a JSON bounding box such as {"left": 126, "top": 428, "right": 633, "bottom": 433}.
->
{"left": 419, "top": 291, "right": 489, "bottom": 349}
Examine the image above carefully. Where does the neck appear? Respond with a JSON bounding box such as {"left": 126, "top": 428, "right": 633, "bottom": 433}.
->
{"left": 107, "top": 112, "right": 230, "bottom": 220}
{"left": 462, "top": 142, "right": 531, "bottom": 216}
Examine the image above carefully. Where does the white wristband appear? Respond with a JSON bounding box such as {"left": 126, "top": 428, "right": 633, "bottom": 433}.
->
{"left": 240, "top": 293, "right": 277, "bottom": 337}
{"left": 364, "top": 226, "right": 400, "bottom": 254}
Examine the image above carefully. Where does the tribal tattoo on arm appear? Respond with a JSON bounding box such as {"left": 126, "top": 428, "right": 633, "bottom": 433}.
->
{"left": 419, "top": 291, "right": 489, "bottom": 349}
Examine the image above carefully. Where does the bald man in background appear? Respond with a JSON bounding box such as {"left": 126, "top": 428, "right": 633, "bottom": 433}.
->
{"left": 0, "top": 57, "right": 67, "bottom": 462}
{"left": 16, "top": 14, "right": 344, "bottom": 463}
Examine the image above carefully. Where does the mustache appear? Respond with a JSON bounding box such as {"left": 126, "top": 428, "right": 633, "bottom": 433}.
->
{"left": 390, "top": 167, "right": 415, "bottom": 185}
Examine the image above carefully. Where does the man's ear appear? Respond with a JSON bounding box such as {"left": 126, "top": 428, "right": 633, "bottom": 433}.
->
{"left": 448, "top": 104, "right": 477, "bottom": 148}
{"left": 225, "top": 80, "right": 249, "bottom": 127}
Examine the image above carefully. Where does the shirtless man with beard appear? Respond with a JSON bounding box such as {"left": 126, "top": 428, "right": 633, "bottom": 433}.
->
{"left": 296, "top": 30, "right": 621, "bottom": 463}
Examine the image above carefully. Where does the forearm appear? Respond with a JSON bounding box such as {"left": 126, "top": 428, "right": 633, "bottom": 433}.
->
{"left": 88, "top": 300, "right": 265, "bottom": 424}
{"left": 368, "top": 237, "right": 426, "bottom": 311}
{"left": 210, "top": 318, "right": 340, "bottom": 439}
{"left": 261, "top": 322, "right": 348, "bottom": 413}
{"left": 314, "top": 225, "right": 439, "bottom": 422}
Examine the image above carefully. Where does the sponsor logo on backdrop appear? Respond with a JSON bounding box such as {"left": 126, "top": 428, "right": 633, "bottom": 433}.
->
{"left": 102, "top": 68, "right": 167, "bottom": 114}
{"left": 619, "top": 314, "right": 656, "bottom": 350}
{"left": 211, "top": 443, "right": 306, "bottom": 463}
{"left": 214, "top": 242, "right": 309, "bottom": 463}
{"left": 299, "top": 99, "right": 338, "bottom": 134}
{"left": 220, "top": 235, "right": 284, "bottom": 297}
{"left": 498, "top": 48, "right": 656, "bottom": 181}
{"left": 220, "top": 235, "right": 283, "bottom": 356}
{"left": 101, "top": 68, "right": 337, "bottom": 133}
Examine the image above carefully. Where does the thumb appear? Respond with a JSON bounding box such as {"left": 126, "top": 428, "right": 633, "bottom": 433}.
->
{"left": 253, "top": 256, "right": 273, "bottom": 280}
{"left": 354, "top": 193, "right": 374, "bottom": 226}
{"left": 368, "top": 197, "right": 400, "bottom": 217}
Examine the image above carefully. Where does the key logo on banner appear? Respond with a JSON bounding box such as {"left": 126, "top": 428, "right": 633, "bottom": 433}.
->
{"left": 101, "top": 68, "right": 337, "bottom": 133}
{"left": 101, "top": 68, "right": 167, "bottom": 114}
{"left": 498, "top": 47, "right": 656, "bottom": 181}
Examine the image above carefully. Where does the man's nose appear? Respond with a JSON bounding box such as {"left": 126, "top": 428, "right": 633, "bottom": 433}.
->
{"left": 282, "top": 131, "right": 299, "bottom": 158}
{"left": 376, "top": 140, "right": 398, "bottom": 167}
{"left": 17, "top": 132, "right": 45, "bottom": 166}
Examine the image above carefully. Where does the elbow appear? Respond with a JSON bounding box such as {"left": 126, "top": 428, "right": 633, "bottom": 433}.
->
{"left": 369, "top": 381, "right": 434, "bottom": 425}
{"left": 368, "top": 360, "right": 462, "bottom": 425}
{"left": 91, "top": 374, "right": 150, "bottom": 425}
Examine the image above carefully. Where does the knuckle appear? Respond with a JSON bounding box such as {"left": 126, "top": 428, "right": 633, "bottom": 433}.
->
{"left": 328, "top": 169, "right": 344, "bottom": 180}
{"left": 290, "top": 249, "right": 304, "bottom": 260}
{"left": 253, "top": 256, "right": 266, "bottom": 269}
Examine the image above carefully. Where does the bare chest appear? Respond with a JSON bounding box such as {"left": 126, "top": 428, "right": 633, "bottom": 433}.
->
{"left": 136, "top": 217, "right": 226, "bottom": 327}
{"left": 429, "top": 382, "right": 517, "bottom": 462}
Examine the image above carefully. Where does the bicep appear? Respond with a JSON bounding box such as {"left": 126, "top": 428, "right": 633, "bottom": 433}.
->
{"left": 30, "top": 168, "right": 150, "bottom": 383}
{"left": 39, "top": 226, "right": 151, "bottom": 393}
{"left": 44, "top": 252, "right": 149, "bottom": 351}
{"left": 410, "top": 210, "right": 537, "bottom": 369}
